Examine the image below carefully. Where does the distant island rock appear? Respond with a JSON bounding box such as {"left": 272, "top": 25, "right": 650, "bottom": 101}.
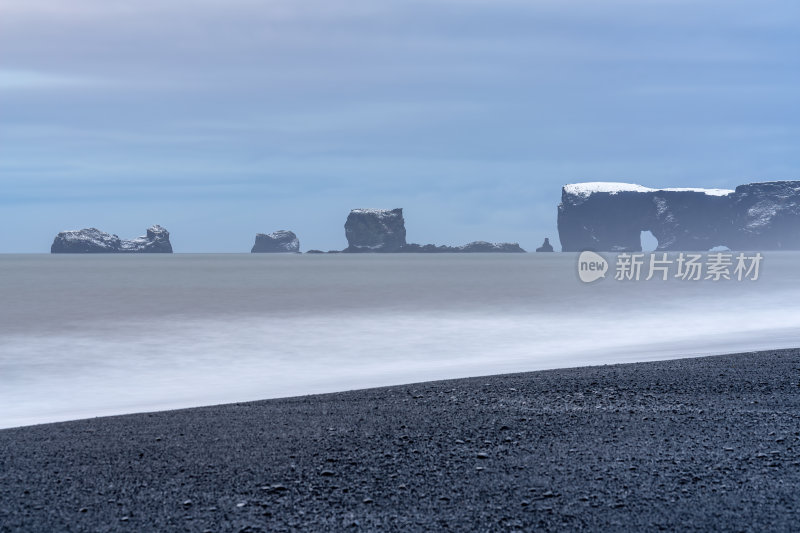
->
{"left": 251, "top": 230, "right": 300, "bottom": 253}
{"left": 344, "top": 208, "right": 407, "bottom": 252}
{"left": 343, "top": 208, "right": 525, "bottom": 253}
{"left": 51, "top": 225, "right": 173, "bottom": 253}
{"left": 558, "top": 181, "right": 800, "bottom": 251}
{"left": 403, "top": 241, "right": 526, "bottom": 253}
{"left": 457, "top": 241, "right": 525, "bottom": 253}
{"left": 535, "top": 238, "right": 554, "bottom": 252}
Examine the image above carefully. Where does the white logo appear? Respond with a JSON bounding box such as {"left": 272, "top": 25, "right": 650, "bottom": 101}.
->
{"left": 578, "top": 251, "right": 608, "bottom": 283}
{"left": 577, "top": 251, "right": 762, "bottom": 284}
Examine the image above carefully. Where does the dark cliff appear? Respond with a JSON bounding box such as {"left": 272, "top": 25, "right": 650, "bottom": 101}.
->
{"left": 344, "top": 208, "right": 407, "bottom": 252}
{"left": 557, "top": 181, "right": 800, "bottom": 252}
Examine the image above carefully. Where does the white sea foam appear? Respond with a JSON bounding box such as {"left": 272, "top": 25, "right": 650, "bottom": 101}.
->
{"left": 1, "top": 253, "right": 799, "bottom": 428}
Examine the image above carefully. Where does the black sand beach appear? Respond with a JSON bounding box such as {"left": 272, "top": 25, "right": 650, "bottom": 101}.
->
{"left": 2, "top": 349, "right": 800, "bottom": 532}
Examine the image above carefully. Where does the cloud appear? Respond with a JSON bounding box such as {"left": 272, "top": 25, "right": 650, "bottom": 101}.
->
{"left": 0, "top": 69, "right": 106, "bottom": 91}
{"left": 1, "top": 0, "right": 799, "bottom": 251}
{"left": 0, "top": 0, "right": 388, "bottom": 23}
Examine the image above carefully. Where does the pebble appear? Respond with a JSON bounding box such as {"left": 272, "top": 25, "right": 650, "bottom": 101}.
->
{"left": 262, "top": 484, "right": 288, "bottom": 493}
{"left": 5, "top": 350, "right": 800, "bottom": 532}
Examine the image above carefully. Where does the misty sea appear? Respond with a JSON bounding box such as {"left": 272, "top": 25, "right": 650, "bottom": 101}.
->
{"left": 2, "top": 252, "right": 800, "bottom": 429}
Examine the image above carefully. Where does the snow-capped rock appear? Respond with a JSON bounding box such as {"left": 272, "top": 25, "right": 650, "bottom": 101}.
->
{"left": 729, "top": 181, "right": 800, "bottom": 249}
{"left": 118, "top": 225, "right": 173, "bottom": 253}
{"left": 456, "top": 241, "right": 525, "bottom": 253}
{"left": 558, "top": 180, "right": 800, "bottom": 251}
{"left": 563, "top": 182, "right": 733, "bottom": 202}
{"left": 344, "top": 208, "right": 407, "bottom": 252}
{"left": 51, "top": 225, "right": 173, "bottom": 253}
{"left": 251, "top": 230, "right": 300, "bottom": 253}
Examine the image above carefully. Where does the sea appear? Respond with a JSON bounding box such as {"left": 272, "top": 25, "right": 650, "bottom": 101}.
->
{"left": 2, "top": 252, "right": 799, "bottom": 429}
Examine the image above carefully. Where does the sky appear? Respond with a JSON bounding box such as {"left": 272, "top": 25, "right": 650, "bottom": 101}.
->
{"left": 1, "top": 0, "right": 799, "bottom": 252}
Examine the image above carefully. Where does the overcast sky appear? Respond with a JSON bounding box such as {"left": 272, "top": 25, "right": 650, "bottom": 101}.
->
{"left": 2, "top": 0, "right": 799, "bottom": 252}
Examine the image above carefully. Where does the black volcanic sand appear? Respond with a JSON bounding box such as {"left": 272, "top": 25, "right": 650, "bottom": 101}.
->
{"left": 2, "top": 350, "right": 800, "bottom": 532}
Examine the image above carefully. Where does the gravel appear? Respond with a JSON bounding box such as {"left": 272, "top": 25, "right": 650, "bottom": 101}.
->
{"left": 1, "top": 349, "right": 800, "bottom": 532}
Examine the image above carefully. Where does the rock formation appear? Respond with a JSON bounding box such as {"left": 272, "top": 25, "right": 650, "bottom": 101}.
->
{"left": 399, "top": 242, "right": 525, "bottom": 253}
{"left": 535, "top": 238, "right": 554, "bottom": 252}
{"left": 51, "top": 225, "right": 173, "bottom": 253}
{"left": 454, "top": 241, "right": 525, "bottom": 253}
{"left": 344, "top": 208, "right": 407, "bottom": 252}
{"left": 729, "top": 181, "right": 800, "bottom": 250}
{"left": 342, "top": 208, "right": 525, "bottom": 253}
{"left": 558, "top": 181, "right": 800, "bottom": 252}
{"left": 251, "top": 230, "right": 300, "bottom": 253}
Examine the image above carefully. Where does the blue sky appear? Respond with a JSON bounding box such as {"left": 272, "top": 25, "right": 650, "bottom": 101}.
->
{"left": 2, "top": 0, "right": 799, "bottom": 252}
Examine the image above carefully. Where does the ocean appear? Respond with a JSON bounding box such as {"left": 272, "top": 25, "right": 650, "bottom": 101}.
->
{"left": 2, "top": 252, "right": 799, "bottom": 429}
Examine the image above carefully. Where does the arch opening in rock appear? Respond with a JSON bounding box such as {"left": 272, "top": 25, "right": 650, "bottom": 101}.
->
{"left": 640, "top": 230, "right": 659, "bottom": 252}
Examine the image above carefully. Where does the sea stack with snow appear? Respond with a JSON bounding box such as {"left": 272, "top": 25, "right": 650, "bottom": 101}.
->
{"left": 557, "top": 181, "right": 800, "bottom": 252}
{"left": 344, "top": 208, "right": 408, "bottom": 252}
{"left": 450, "top": 241, "right": 525, "bottom": 253}
{"left": 50, "top": 225, "right": 173, "bottom": 253}
{"left": 251, "top": 230, "right": 300, "bottom": 253}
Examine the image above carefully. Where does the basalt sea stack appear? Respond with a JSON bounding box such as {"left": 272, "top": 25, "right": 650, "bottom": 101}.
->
{"left": 344, "top": 208, "right": 407, "bottom": 252}
{"left": 251, "top": 230, "right": 300, "bottom": 253}
{"left": 558, "top": 181, "right": 800, "bottom": 252}
{"left": 535, "top": 238, "right": 554, "bottom": 252}
{"left": 51, "top": 225, "right": 173, "bottom": 253}
{"left": 343, "top": 208, "right": 525, "bottom": 253}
